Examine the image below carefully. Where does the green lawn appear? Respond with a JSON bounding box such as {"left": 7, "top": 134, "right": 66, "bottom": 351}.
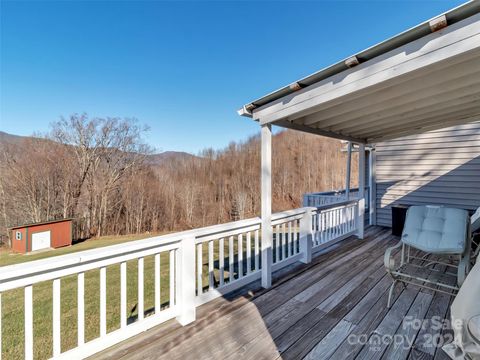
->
{"left": 0, "top": 232, "right": 269, "bottom": 359}
{"left": 0, "top": 233, "right": 155, "bottom": 267}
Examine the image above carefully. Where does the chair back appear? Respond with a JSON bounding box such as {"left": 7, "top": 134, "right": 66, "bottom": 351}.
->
{"left": 472, "top": 207, "right": 480, "bottom": 233}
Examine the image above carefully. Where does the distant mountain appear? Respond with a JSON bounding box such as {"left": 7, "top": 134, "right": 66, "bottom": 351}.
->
{"left": 0, "top": 131, "right": 27, "bottom": 146}
{"left": 0, "top": 131, "right": 198, "bottom": 164}
{"left": 145, "top": 151, "right": 199, "bottom": 165}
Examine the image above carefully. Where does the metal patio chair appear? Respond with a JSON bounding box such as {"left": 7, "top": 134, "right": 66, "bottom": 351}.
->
{"left": 471, "top": 207, "right": 480, "bottom": 260}
{"left": 384, "top": 205, "right": 472, "bottom": 308}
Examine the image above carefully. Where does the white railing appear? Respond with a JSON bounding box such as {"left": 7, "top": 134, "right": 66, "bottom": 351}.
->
{"left": 311, "top": 200, "right": 359, "bottom": 253}
{"left": 303, "top": 187, "right": 369, "bottom": 209}
{"left": 0, "top": 201, "right": 362, "bottom": 360}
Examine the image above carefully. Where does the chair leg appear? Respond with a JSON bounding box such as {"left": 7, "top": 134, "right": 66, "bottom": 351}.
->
{"left": 457, "top": 255, "right": 470, "bottom": 287}
{"left": 387, "top": 280, "right": 397, "bottom": 309}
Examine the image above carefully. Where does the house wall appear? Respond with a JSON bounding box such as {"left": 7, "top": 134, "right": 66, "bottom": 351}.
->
{"left": 374, "top": 121, "right": 480, "bottom": 227}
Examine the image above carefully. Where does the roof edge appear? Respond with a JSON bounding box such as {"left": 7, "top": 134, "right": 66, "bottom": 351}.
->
{"left": 238, "top": 0, "right": 480, "bottom": 118}
{"left": 9, "top": 218, "right": 74, "bottom": 230}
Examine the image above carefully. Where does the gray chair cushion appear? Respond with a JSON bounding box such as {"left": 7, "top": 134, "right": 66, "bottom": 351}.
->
{"left": 401, "top": 205, "right": 469, "bottom": 254}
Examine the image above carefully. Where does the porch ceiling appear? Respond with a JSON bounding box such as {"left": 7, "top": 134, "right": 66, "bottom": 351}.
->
{"left": 240, "top": 5, "right": 480, "bottom": 144}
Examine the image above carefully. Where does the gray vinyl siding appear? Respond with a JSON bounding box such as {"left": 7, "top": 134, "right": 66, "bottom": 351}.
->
{"left": 374, "top": 121, "right": 480, "bottom": 227}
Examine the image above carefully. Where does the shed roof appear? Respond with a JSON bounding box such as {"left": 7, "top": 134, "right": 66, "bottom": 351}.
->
{"left": 9, "top": 218, "right": 73, "bottom": 230}
{"left": 239, "top": 1, "right": 480, "bottom": 144}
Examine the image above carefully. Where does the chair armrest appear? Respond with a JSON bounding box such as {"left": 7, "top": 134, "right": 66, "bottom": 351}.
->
{"left": 384, "top": 241, "right": 403, "bottom": 272}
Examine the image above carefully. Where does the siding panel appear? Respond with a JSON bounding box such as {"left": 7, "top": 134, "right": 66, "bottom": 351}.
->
{"left": 375, "top": 121, "right": 480, "bottom": 227}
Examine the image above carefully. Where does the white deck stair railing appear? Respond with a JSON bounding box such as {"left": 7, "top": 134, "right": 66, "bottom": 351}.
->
{"left": 303, "top": 187, "right": 369, "bottom": 208}
{"left": 0, "top": 199, "right": 363, "bottom": 360}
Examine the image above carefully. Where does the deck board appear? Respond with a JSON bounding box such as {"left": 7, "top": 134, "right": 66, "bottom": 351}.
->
{"left": 93, "top": 226, "right": 455, "bottom": 360}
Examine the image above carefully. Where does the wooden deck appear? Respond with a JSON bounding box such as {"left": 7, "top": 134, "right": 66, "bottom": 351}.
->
{"left": 94, "top": 226, "right": 455, "bottom": 360}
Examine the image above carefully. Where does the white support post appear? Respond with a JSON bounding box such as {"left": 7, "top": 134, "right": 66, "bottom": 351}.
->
{"left": 357, "top": 144, "right": 366, "bottom": 239}
{"left": 345, "top": 142, "right": 352, "bottom": 200}
{"left": 261, "top": 124, "right": 273, "bottom": 288}
{"left": 369, "top": 148, "right": 376, "bottom": 226}
{"left": 176, "top": 236, "right": 196, "bottom": 326}
{"left": 299, "top": 209, "right": 313, "bottom": 264}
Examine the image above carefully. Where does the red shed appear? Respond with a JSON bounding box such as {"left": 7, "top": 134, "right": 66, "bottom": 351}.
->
{"left": 9, "top": 219, "right": 73, "bottom": 253}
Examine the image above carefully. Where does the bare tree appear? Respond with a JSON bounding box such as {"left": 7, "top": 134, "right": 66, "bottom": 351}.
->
{"left": 0, "top": 119, "right": 356, "bottom": 242}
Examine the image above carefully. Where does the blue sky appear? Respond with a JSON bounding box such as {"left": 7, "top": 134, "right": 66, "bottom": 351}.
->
{"left": 0, "top": 0, "right": 465, "bottom": 154}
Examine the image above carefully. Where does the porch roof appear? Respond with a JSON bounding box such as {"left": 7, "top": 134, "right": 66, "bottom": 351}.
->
{"left": 238, "top": 1, "right": 480, "bottom": 144}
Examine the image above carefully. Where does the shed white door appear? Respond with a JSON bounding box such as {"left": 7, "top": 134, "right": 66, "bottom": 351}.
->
{"left": 31, "top": 231, "right": 51, "bottom": 251}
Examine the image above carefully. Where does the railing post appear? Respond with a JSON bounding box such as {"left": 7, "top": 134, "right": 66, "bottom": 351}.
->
{"left": 299, "top": 209, "right": 313, "bottom": 264}
{"left": 176, "top": 236, "right": 196, "bottom": 326}
{"left": 302, "top": 194, "right": 309, "bottom": 207}
{"left": 357, "top": 198, "right": 365, "bottom": 239}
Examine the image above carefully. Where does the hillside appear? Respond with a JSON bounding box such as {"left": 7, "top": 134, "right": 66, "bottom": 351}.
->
{"left": 0, "top": 131, "right": 198, "bottom": 165}
{"left": 0, "top": 123, "right": 358, "bottom": 241}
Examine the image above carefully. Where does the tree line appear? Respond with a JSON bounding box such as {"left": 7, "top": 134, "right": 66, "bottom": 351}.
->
{"left": 0, "top": 115, "right": 358, "bottom": 244}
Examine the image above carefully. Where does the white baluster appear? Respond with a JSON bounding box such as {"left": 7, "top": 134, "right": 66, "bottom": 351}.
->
{"left": 197, "top": 244, "right": 202, "bottom": 295}
{"left": 254, "top": 230, "right": 260, "bottom": 271}
{"left": 208, "top": 241, "right": 214, "bottom": 289}
{"left": 138, "top": 257, "right": 144, "bottom": 321}
{"left": 321, "top": 212, "right": 325, "bottom": 243}
{"left": 155, "top": 254, "right": 161, "bottom": 314}
{"left": 120, "top": 262, "right": 127, "bottom": 328}
{"left": 169, "top": 250, "right": 175, "bottom": 306}
{"left": 275, "top": 225, "right": 280, "bottom": 263}
{"left": 78, "top": 272, "right": 85, "bottom": 345}
{"left": 219, "top": 238, "right": 225, "bottom": 286}
{"left": 337, "top": 208, "right": 341, "bottom": 236}
{"left": 246, "top": 232, "right": 252, "bottom": 274}
{"left": 297, "top": 219, "right": 301, "bottom": 252}
{"left": 326, "top": 211, "right": 330, "bottom": 241}
{"left": 100, "top": 267, "right": 107, "bottom": 336}
{"left": 229, "top": 236, "right": 234, "bottom": 282}
{"left": 25, "top": 285, "right": 33, "bottom": 360}
{"left": 288, "top": 221, "right": 293, "bottom": 256}
{"left": 238, "top": 234, "right": 243, "bottom": 278}
{"left": 311, "top": 215, "right": 316, "bottom": 247}
{"left": 53, "top": 278, "right": 61, "bottom": 357}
